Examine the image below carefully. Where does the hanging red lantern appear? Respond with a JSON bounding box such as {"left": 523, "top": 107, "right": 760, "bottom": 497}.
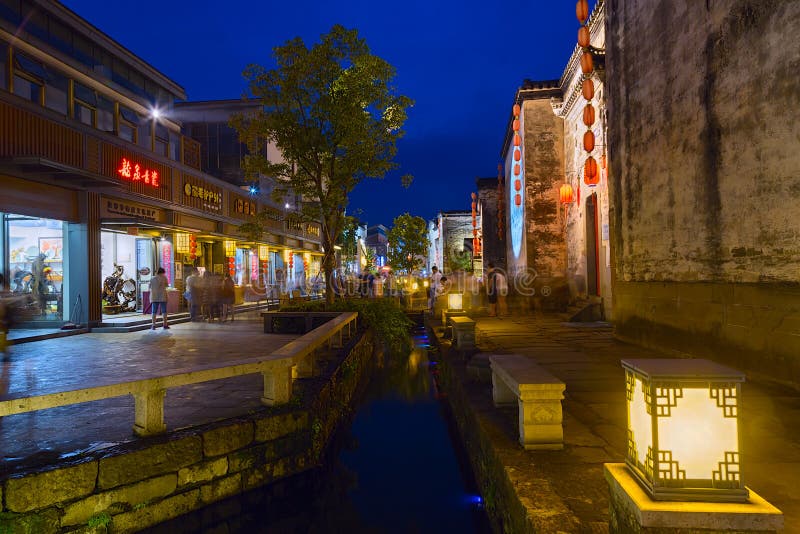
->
{"left": 583, "top": 130, "right": 595, "bottom": 152}
{"left": 578, "top": 26, "right": 591, "bottom": 48}
{"left": 582, "top": 78, "right": 594, "bottom": 100}
{"left": 512, "top": 103, "right": 520, "bottom": 117}
{"left": 472, "top": 229, "right": 478, "bottom": 237}
{"left": 513, "top": 150, "right": 521, "bottom": 161}
{"left": 514, "top": 180, "right": 521, "bottom": 191}
{"left": 513, "top": 133, "right": 521, "bottom": 146}
{"left": 514, "top": 164, "right": 520, "bottom": 176}
{"left": 559, "top": 183, "right": 575, "bottom": 204}
{"left": 512, "top": 119, "right": 520, "bottom": 131}
{"left": 581, "top": 51, "right": 594, "bottom": 74}
{"left": 576, "top": 0, "right": 589, "bottom": 23}
{"left": 583, "top": 104, "right": 595, "bottom": 126}
{"left": 471, "top": 202, "right": 476, "bottom": 211}
{"left": 584, "top": 157, "right": 599, "bottom": 185}
{"left": 514, "top": 194, "right": 522, "bottom": 206}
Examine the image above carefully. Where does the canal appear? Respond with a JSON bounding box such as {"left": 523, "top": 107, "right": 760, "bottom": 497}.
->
{"left": 145, "top": 326, "right": 491, "bottom": 533}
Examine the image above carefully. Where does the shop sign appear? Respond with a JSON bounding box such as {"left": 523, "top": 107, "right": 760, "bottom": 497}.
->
{"left": 161, "top": 240, "right": 173, "bottom": 285}
{"left": 117, "top": 158, "right": 160, "bottom": 187}
{"left": 234, "top": 198, "right": 258, "bottom": 216}
{"left": 103, "top": 199, "right": 163, "bottom": 222}
{"left": 183, "top": 178, "right": 222, "bottom": 212}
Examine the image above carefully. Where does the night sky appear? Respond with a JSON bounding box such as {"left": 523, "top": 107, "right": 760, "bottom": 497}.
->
{"left": 63, "top": 0, "right": 580, "bottom": 227}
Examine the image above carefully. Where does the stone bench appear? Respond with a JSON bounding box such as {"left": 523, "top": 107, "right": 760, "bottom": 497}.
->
{"left": 261, "top": 311, "right": 342, "bottom": 334}
{"left": 449, "top": 316, "right": 476, "bottom": 350}
{"left": 489, "top": 354, "right": 566, "bottom": 450}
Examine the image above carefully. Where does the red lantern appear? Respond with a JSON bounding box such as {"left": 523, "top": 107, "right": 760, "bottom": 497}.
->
{"left": 512, "top": 119, "right": 520, "bottom": 131}
{"left": 513, "top": 149, "right": 521, "bottom": 161}
{"left": 583, "top": 130, "right": 595, "bottom": 152}
{"left": 559, "top": 183, "right": 575, "bottom": 204}
{"left": 513, "top": 164, "right": 520, "bottom": 176}
{"left": 514, "top": 194, "right": 521, "bottom": 206}
{"left": 581, "top": 51, "right": 594, "bottom": 74}
{"left": 471, "top": 202, "right": 476, "bottom": 211}
{"left": 576, "top": 0, "right": 589, "bottom": 23}
{"left": 472, "top": 229, "right": 478, "bottom": 237}
{"left": 578, "top": 25, "right": 591, "bottom": 48}
{"left": 582, "top": 78, "right": 595, "bottom": 100}
{"left": 512, "top": 103, "right": 520, "bottom": 117}
{"left": 513, "top": 133, "right": 521, "bottom": 146}
{"left": 583, "top": 104, "right": 595, "bottom": 126}
{"left": 584, "top": 157, "right": 599, "bottom": 186}
{"left": 514, "top": 180, "right": 521, "bottom": 191}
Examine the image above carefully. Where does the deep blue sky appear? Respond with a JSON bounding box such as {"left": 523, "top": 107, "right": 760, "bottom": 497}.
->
{"left": 64, "top": 0, "right": 579, "bottom": 227}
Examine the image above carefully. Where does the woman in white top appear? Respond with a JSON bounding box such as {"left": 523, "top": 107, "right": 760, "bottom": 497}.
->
{"left": 149, "top": 267, "right": 170, "bottom": 330}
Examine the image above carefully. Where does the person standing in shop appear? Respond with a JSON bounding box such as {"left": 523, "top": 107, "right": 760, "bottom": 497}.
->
{"left": 149, "top": 267, "right": 170, "bottom": 330}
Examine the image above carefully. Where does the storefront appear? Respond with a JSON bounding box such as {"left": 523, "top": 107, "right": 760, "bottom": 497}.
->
{"left": 0, "top": 175, "right": 80, "bottom": 324}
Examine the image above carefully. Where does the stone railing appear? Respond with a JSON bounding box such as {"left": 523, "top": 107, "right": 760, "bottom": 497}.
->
{"left": 0, "top": 312, "right": 358, "bottom": 437}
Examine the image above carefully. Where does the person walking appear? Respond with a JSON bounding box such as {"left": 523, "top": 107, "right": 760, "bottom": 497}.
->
{"left": 486, "top": 263, "right": 498, "bottom": 317}
{"left": 185, "top": 268, "right": 200, "bottom": 321}
{"left": 221, "top": 273, "right": 235, "bottom": 322}
{"left": 429, "top": 266, "right": 442, "bottom": 310}
{"left": 149, "top": 267, "right": 170, "bottom": 330}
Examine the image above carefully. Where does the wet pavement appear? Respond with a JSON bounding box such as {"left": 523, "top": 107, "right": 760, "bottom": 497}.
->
{"left": 445, "top": 314, "right": 800, "bottom": 530}
{"left": 0, "top": 311, "right": 297, "bottom": 473}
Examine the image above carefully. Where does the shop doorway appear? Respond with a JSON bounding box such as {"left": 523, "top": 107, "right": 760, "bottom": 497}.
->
{"left": 585, "top": 193, "right": 600, "bottom": 297}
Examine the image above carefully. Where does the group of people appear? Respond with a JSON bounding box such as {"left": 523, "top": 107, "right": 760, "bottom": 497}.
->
{"left": 428, "top": 262, "right": 508, "bottom": 317}
{"left": 184, "top": 269, "right": 236, "bottom": 323}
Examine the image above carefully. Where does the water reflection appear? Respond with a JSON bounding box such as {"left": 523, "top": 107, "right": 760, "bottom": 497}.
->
{"left": 145, "top": 327, "right": 490, "bottom": 534}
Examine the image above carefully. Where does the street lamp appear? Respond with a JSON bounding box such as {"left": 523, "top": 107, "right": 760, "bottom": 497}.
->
{"left": 622, "top": 358, "right": 748, "bottom": 503}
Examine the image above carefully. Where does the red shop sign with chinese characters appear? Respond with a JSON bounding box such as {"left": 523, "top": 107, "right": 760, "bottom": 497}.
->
{"left": 118, "top": 158, "right": 160, "bottom": 187}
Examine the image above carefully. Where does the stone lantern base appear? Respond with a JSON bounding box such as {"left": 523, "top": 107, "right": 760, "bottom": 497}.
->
{"left": 604, "top": 464, "right": 783, "bottom": 533}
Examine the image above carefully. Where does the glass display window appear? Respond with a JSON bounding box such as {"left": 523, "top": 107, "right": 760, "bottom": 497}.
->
{"left": 5, "top": 214, "right": 66, "bottom": 321}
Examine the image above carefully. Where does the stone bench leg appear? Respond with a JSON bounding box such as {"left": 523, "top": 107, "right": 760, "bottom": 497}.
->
{"left": 518, "top": 395, "right": 564, "bottom": 450}
{"left": 261, "top": 367, "right": 292, "bottom": 406}
{"left": 133, "top": 389, "right": 167, "bottom": 436}
{"left": 492, "top": 373, "right": 517, "bottom": 406}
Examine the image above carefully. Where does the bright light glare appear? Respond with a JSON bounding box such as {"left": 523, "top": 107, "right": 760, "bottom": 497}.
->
{"left": 151, "top": 108, "right": 161, "bottom": 119}
{"left": 629, "top": 377, "right": 652, "bottom": 470}
{"left": 658, "top": 387, "right": 738, "bottom": 479}
{"left": 284, "top": 203, "right": 290, "bottom": 209}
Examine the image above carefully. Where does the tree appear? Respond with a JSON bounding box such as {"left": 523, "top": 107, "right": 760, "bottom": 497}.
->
{"left": 387, "top": 213, "right": 429, "bottom": 274}
{"left": 337, "top": 215, "right": 360, "bottom": 274}
{"left": 231, "top": 25, "right": 413, "bottom": 303}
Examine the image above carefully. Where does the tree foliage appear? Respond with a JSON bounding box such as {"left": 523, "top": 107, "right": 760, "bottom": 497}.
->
{"left": 387, "top": 213, "right": 429, "bottom": 274}
{"left": 231, "top": 25, "right": 413, "bottom": 302}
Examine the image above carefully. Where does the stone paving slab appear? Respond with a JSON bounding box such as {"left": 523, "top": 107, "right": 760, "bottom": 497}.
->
{"left": 461, "top": 314, "right": 800, "bottom": 530}
{"left": 0, "top": 311, "right": 297, "bottom": 474}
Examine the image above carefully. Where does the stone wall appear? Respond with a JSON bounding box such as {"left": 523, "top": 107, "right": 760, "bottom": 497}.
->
{"left": 477, "top": 177, "right": 504, "bottom": 270}
{"left": 606, "top": 0, "right": 800, "bottom": 379}
{"left": 520, "top": 98, "right": 566, "bottom": 280}
{"left": 0, "top": 330, "right": 376, "bottom": 533}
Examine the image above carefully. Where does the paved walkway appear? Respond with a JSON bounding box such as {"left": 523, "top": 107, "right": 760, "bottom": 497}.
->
{"left": 454, "top": 314, "right": 799, "bottom": 531}
{"left": 0, "top": 311, "right": 297, "bottom": 474}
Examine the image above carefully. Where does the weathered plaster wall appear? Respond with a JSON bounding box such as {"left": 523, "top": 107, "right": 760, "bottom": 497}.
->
{"left": 478, "top": 178, "right": 504, "bottom": 270}
{"left": 520, "top": 97, "right": 566, "bottom": 279}
{"left": 607, "top": 0, "right": 800, "bottom": 381}
{"left": 442, "top": 213, "right": 472, "bottom": 274}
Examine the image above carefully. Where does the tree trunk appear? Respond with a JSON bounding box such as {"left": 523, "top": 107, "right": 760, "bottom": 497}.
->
{"left": 323, "top": 233, "right": 336, "bottom": 305}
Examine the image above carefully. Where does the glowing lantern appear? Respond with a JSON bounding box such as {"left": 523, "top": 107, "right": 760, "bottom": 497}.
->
{"left": 514, "top": 164, "right": 520, "bottom": 176}
{"left": 258, "top": 245, "right": 269, "bottom": 260}
{"left": 514, "top": 194, "right": 521, "bottom": 206}
{"left": 514, "top": 134, "right": 521, "bottom": 147}
{"left": 448, "top": 293, "right": 463, "bottom": 311}
{"left": 582, "top": 78, "right": 595, "bottom": 101}
{"left": 578, "top": 26, "right": 591, "bottom": 48}
{"left": 583, "top": 130, "right": 595, "bottom": 152}
{"left": 581, "top": 51, "right": 594, "bottom": 74}
{"left": 512, "top": 104, "right": 520, "bottom": 117}
{"left": 584, "top": 157, "right": 599, "bottom": 186}
{"left": 189, "top": 234, "right": 197, "bottom": 261}
{"left": 622, "top": 358, "right": 748, "bottom": 503}
{"left": 512, "top": 119, "right": 520, "bottom": 131}
{"left": 583, "top": 105, "right": 595, "bottom": 126}
{"left": 227, "top": 257, "right": 235, "bottom": 277}
{"left": 513, "top": 150, "right": 521, "bottom": 161}
{"left": 514, "top": 180, "right": 521, "bottom": 191}
{"left": 224, "top": 240, "right": 236, "bottom": 257}
{"left": 175, "top": 233, "right": 189, "bottom": 255}
{"left": 576, "top": 0, "right": 589, "bottom": 23}
{"left": 559, "top": 184, "right": 574, "bottom": 204}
